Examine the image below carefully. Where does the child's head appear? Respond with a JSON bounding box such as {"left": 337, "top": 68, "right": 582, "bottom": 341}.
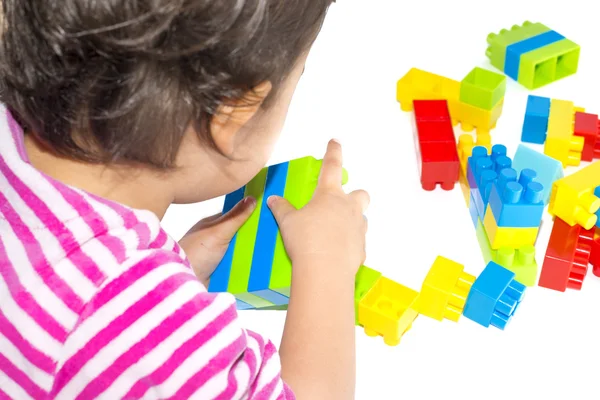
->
{"left": 0, "top": 0, "right": 333, "bottom": 203}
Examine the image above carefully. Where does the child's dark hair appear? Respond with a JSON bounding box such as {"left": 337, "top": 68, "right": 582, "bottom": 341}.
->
{"left": 0, "top": 0, "right": 333, "bottom": 168}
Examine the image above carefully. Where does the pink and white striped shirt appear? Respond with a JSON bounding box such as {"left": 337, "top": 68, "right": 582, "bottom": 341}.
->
{"left": 0, "top": 105, "right": 294, "bottom": 400}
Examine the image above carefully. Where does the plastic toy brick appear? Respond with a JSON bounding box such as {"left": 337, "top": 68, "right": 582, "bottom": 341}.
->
{"left": 354, "top": 265, "right": 383, "bottom": 324}
{"left": 475, "top": 219, "right": 538, "bottom": 287}
{"left": 486, "top": 21, "right": 580, "bottom": 89}
{"left": 548, "top": 161, "right": 600, "bottom": 230}
{"left": 538, "top": 217, "right": 595, "bottom": 292}
{"left": 458, "top": 135, "right": 492, "bottom": 206}
{"left": 209, "top": 156, "right": 348, "bottom": 308}
{"left": 591, "top": 228, "right": 600, "bottom": 277}
{"left": 521, "top": 95, "right": 551, "bottom": 144}
{"left": 468, "top": 193, "right": 479, "bottom": 228}
{"left": 357, "top": 278, "right": 419, "bottom": 346}
{"left": 417, "top": 256, "right": 475, "bottom": 322}
{"left": 467, "top": 144, "right": 512, "bottom": 219}
{"left": 463, "top": 261, "right": 526, "bottom": 329}
{"left": 596, "top": 186, "right": 600, "bottom": 229}
{"left": 397, "top": 68, "right": 460, "bottom": 112}
{"left": 544, "top": 99, "right": 585, "bottom": 167}
{"left": 414, "top": 99, "right": 452, "bottom": 122}
{"left": 459, "top": 67, "right": 506, "bottom": 111}
{"left": 488, "top": 168, "right": 544, "bottom": 227}
{"left": 511, "top": 144, "right": 563, "bottom": 205}
{"left": 574, "top": 112, "right": 600, "bottom": 162}
{"left": 397, "top": 68, "right": 504, "bottom": 137}
{"left": 483, "top": 204, "right": 539, "bottom": 249}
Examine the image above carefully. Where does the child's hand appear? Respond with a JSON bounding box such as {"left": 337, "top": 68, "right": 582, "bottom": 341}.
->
{"left": 179, "top": 197, "right": 257, "bottom": 287}
{"left": 267, "top": 140, "right": 369, "bottom": 278}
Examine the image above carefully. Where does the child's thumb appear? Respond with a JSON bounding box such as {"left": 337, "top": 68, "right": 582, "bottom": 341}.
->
{"left": 267, "top": 196, "right": 295, "bottom": 223}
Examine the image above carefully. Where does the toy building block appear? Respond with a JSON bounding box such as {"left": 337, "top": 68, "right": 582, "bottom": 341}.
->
{"left": 483, "top": 204, "right": 539, "bottom": 249}
{"left": 357, "top": 278, "right": 419, "bottom": 346}
{"left": 544, "top": 99, "right": 585, "bottom": 167}
{"left": 488, "top": 168, "right": 544, "bottom": 227}
{"left": 538, "top": 217, "right": 595, "bottom": 292}
{"left": 521, "top": 95, "right": 551, "bottom": 144}
{"left": 417, "top": 256, "right": 475, "bottom": 322}
{"left": 475, "top": 219, "right": 538, "bottom": 287}
{"left": 548, "top": 161, "right": 600, "bottom": 230}
{"left": 397, "top": 68, "right": 460, "bottom": 112}
{"left": 413, "top": 100, "right": 459, "bottom": 191}
{"left": 458, "top": 135, "right": 492, "bottom": 206}
{"left": 463, "top": 261, "right": 526, "bottom": 329}
{"left": 397, "top": 68, "right": 504, "bottom": 138}
{"left": 574, "top": 112, "right": 600, "bottom": 162}
{"left": 596, "top": 186, "right": 600, "bottom": 228}
{"left": 467, "top": 144, "right": 512, "bottom": 220}
{"left": 354, "top": 265, "right": 383, "bottom": 324}
{"left": 511, "top": 144, "right": 563, "bottom": 205}
{"left": 486, "top": 21, "right": 580, "bottom": 89}
{"left": 459, "top": 67, "right": 506, "bottom": 111}
{"left": 591, "top": 228, "right": 600, "bottom": 277}
{"left": 208, "top": 156, "right": 348, "bottom": 308}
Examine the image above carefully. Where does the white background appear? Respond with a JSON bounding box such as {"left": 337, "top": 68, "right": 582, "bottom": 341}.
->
{"left": 163, "top": 1, "right": 600, "bottom": 399}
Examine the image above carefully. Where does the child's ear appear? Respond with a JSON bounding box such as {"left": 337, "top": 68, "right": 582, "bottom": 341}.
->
{"left": 210, "top": 81, "right": 273, "bottom": 156}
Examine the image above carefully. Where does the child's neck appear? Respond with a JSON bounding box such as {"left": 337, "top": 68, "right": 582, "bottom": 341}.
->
{"left": 24, "top": 135, "right": 175, "bottom": 219}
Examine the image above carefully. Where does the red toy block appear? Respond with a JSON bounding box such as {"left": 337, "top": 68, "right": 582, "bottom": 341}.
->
{"left": 539, "top": 217, "right": 595, "bottom": 292}
{"left": 592, "top": 228, "right": 600, "bottom": 277}
{"left": 412, "top": 100, "right": 459, "bottom": 191}
{"left": 574, "top": 112, "right": 600, "bottom": 162}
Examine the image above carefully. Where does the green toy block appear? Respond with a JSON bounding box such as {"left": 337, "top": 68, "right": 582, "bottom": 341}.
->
{"left": 354, "top": 265, "right": 383, "bottom": 324}
{"left": 486, "top": 22, "right": 551, "bottom": 72}
{"left": 475, "top": 219, "right": 538, "bottom": 286}
{"left": 517, "top": 39, "right": 580, "bottom": 89}
{"left": 460, "top": 67, "right": 506, "bottom": 110}
{"left": 227, "top": 168, "right": 268, "bottom": 294}
{"left": 235, "top": 292, "right": 275, "bottom": 309}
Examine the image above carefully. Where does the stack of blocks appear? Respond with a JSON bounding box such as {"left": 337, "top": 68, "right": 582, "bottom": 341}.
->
{"left": 540, "top": 162, "right": 600, "bottom": 291}
{"left": 397, "top": 66, "right": 506, "bottom": 140}
{"left": 521, "top": 94, "right": 587, "bottom": 167}
{"left": 457, "top": 136, "right": 544, "bottom": 287}
{"left": 487, "top": 21, "right": 580, "bottom": 89}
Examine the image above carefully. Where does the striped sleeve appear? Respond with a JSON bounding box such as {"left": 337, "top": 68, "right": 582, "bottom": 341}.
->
{"left": 49, "top": 250, "right": 295, "bottom": 400}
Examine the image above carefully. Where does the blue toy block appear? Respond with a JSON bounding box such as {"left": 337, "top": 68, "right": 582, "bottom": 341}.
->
{"left": 467, "top": 146, "right": 488, "bottom": 189}
{"left": 249, "top": 289, "right": 289, "bottom": 306}
{"left": 463, "top": 261, "right": 526, "bottom": 329}
{"left": 467, "top": 144, "right": 512, "bottom": 220}
{"left": 511, "top": 144, "right": 563, "bottom": 204}
{"left": 208, "top": 187, "right": 246, "bottom": 292}
{"left": 505, "top": 31, "right": 565, "bottom": 81}
{"left": 469, "top": 193, "right": 479, "bottom": 228}
{"left": 521, "top": 95, "right": 551, "bottom": 144}
{"left": 236, "top": 299, "right": 255, "bottom": 310}
{"left": 247, "top": 162, "right": 288, "bottom": 292}
{"left": 595, "top": 186, "right": 600, "bottom": 228}
{"left": 488, "top": 168, "right": 545, "bottom": 227}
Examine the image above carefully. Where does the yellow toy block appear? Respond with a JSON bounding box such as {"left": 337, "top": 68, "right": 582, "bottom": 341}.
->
{"left": 417, "top": 256, "right": 475, "bottom": 322}
{"left": 452, "top": 97, "right": 504, "bottom": 137}
{"left": 544, "top": 99, "right": 585, "bottom": 167}
{"left": 396, "top": 68, "right": 460, "bottom": 112}
{"left": 357, "top": 278, "right": 419, "bottom": 346}
{"left": 549, "top": 161, "right": 600, "bottom": 230}
{"left": 483, "top": 205, "right": 539, "bottom": 249}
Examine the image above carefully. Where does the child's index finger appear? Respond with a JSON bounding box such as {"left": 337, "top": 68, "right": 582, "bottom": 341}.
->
{"left": 318, "top": 139, "right": 344, "bottom": 189}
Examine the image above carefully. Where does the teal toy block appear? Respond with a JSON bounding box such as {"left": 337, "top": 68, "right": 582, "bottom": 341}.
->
{"left": 512, "top": 144, "right": 563, "bottom": 204}
{"left": 460, "top": 67, "right": 506, "bottom": 111}
{"left": 486, "top": 21, "right": 580, "bottom": 89}
{"left": 208, "top": 156, "right": 348, "bottom": 309}
{"left": 488, "top": 168, "right": 544, "bottom": 227}
{"left": 463, "top": 261, "right": 526, "bottom": 329}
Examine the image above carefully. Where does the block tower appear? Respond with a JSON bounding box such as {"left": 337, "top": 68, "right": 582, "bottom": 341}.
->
{"left": 457, "top": 136, "right": 544, "bottom": 286}
{"left": 487, "top": 21, "right": 580, "bottom": 89}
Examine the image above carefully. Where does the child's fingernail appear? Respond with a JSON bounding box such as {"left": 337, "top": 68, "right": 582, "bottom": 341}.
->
{"left": 331, "top": 138, "right": 341, "bottom": 145}
{"left": 244, "top": 197, "right": 256, "bottom": 207}
{"left": 267, "top": 196, "right": 277, "bottom": 207}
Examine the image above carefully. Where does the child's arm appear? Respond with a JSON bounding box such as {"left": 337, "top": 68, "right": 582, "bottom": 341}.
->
{"left": 269, "top": 140, "right": 370, "bottom": 399}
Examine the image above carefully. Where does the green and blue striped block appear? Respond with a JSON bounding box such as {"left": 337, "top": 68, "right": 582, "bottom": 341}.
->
{"left": 208, "top": 156, "right": 348, "bottom": 309}
{"left": 486, "top": 21, "right": 580, "bottom": 89}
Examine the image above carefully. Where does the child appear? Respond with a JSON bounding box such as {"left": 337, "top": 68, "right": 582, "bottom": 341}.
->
{"left": 0, "top": 1, "right": 369, "bottom": 399}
